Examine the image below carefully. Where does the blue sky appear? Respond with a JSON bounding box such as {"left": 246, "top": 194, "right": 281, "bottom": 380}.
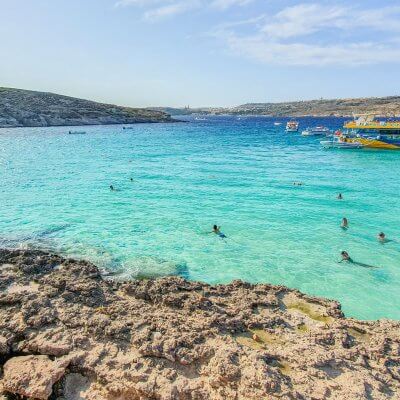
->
{"left": 1, "top": 0, "right": 400, "bottom": 107}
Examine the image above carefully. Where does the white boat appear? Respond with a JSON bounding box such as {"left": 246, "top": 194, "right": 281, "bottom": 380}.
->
{"left": 274, "top": 122, "right": 282, "bottom": 126}
{"left": 301, "top": 126, "right": 330, "bottom": 136}
{"left": 320, "top": 138, "right": 364, "bottom": 149}
{"left": 286, "top": 120, "right": 299, "bottom": 132}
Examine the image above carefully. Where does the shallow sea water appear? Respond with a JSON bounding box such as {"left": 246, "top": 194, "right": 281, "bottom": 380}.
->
{"left": 1, "top": 116, "right": 399, "bottom": 320}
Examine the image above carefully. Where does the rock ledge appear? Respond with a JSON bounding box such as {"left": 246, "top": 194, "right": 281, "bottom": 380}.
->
{"left": 0, "top": 249, "right": 399, "bottom": 399}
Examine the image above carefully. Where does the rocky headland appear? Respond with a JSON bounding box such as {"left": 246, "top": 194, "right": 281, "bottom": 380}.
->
{"left": 0, "top": 88, "right": 173, "bottom": 128}
{"left": 0, "top": 249, "right": 399, "bottom": 399}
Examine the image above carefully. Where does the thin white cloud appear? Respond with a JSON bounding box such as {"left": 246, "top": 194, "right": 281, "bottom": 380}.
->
{"left": 115, "top": 0, "right": 254, "bottom": 19}
{"left": 260, "top": 4, "right": 400, "bottom": 39}
{"left": 222, "top": 33, "right": 400, "bottom": 66}
{"left": 212, "top": 3, "right": 400, "bottom": 66}
{"left": 261, "top": 4, "right": 347, "bottom": 39}
{"left": 142, "top": 1, "right": 200, "bottom": 21}
{"left": 115, "top": 0, "right": 160, "bottom": 6}
{"left": 211, "top": 0, "right": 253, "bottom": 10}
{"left": 351, "top": 6, "right": 400, "bottom": 32}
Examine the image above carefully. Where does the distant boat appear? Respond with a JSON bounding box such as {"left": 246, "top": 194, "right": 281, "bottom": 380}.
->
{"left": 301, "top": 126, "right": 330, "bottom": 136}
{"left": 274, "top": 122, "right": 282, "bottom": 126}
{"left": 68, "top": 130, "right": 86, "bottom": 135}
{"left": 286, "top": 121, "right": 299, "bottom": 132}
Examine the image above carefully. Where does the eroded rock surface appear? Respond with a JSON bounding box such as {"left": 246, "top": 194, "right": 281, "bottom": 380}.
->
{"left": 2, "top": 355, "right": 69, "bottom": 399}
{"left": 0, "top": 249, "right": 399, "bottom": 399}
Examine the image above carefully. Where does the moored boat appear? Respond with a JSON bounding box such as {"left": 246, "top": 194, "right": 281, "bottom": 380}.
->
{"left": 321, "top": 136, "right": 364, "bottom": 149}
{"left": 286, "top": 120, "right": 299, "bottom": 132}
{"left": 343, "top": 114, "right": 400, "bottom": 149}
{"left": 301, "top": 126, "right": 330, "bottom": 136}
{"left": 321, "top": 140, "right": 364, "bottom": 149}
{"left": 68, "top": 130, "right": 86, "bottom": 135}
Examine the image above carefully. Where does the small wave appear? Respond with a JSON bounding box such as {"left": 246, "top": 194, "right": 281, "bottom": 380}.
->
{"left": 113, "top": 256, "right": 189, "bottom": 280}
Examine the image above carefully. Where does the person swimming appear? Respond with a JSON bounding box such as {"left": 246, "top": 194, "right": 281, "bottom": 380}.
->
{"left": 341, "top": 217, "right": 348, "bottom": 229}
{"left": 378, "top": 232, "right": 387, "bottom": 243}
{"left": 130, "top": 178, "right": 133, "bottom": 182}
{"left": 337, "top": 193, "right": 343, "bottom": 200}
{"left": 339, "top": 251, "right": 377, "bottom": 268}
{"left": 110, "top": 185, "right": 114, "bottom": 191}
{"left": 212, "top": 225, "right": 227, "bottom": 238}
{"left": 339, "top": 251, "right": 353, "bottom": 263}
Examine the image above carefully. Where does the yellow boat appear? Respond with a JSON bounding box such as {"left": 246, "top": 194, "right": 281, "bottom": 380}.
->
{"left": 344, "top": 114, "right": 400, "bottom": 149}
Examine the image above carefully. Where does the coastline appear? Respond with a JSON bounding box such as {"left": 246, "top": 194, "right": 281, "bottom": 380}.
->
{"left": 0, "top": 119, "right": 184, "bottom": 129}
{"left": 1, "top": 249, "right": 399, "bottom": 399}
{"left": 159, "top": 95, "right": 400, "bottom": 118}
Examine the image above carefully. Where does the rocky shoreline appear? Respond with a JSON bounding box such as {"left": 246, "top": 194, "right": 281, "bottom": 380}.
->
{"left": 0, "top": 249, "right": 399, "bottom": 399}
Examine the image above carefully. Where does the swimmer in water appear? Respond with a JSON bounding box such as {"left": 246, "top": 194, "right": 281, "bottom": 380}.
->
{"left": 339, "top": 251, "right": 377, "bottom": 269}
{"left": 212, "top": 225, "right": 227, "bottom": 238}
{"left": 378, "top": 232, "right": 387, "bottom": 243}
{"left": 339, "top": 251, "right": 352, "bottom": 263}
{"left": 341, "top": 217, "right": 348, "bottom": 229}
{"left": 337, "top": 193, "right": 343, "bottom": 200}
{"left": 130, "top": 178, "right": 133, "bottom": 182}
{"left": 110, "top": 185, "right": 114, "bottom": 191}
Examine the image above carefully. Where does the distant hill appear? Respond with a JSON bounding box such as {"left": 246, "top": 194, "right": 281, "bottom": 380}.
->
{"left": 0, "top": 88, "right": 174, "bottom": 128}
{"left": 157, "top": 96, "right": 400, "bottom": 117}
{"left": 149, "top": 107, "right": 194, "bottom": 117}
{"left": 232, "top": 97, "right": 400, "bottom": 117}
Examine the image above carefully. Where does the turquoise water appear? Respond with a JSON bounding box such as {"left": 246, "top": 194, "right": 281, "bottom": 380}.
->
{"left": 1, "top": 116, "right": 399, "bottom": 320}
